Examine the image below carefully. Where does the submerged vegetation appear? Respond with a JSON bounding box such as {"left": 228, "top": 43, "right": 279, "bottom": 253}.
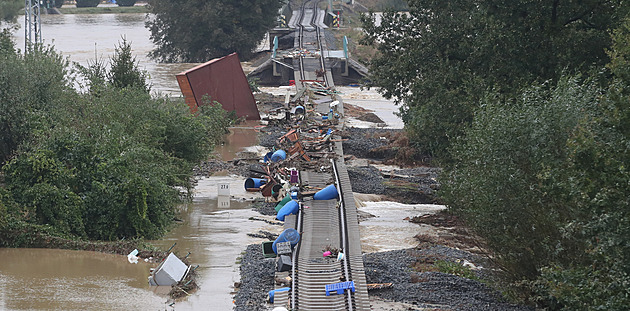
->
{"left": 0, "top": 32, "right": 233, "bottom": 244}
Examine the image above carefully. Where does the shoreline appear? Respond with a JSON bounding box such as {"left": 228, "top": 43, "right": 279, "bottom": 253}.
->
{"left": 57, "top": 6, "right": 149, "bottom": 14}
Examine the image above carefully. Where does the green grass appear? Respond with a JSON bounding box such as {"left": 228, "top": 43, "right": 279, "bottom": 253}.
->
{"left": 58, "top": 6, "right": 148, "bottom": 14}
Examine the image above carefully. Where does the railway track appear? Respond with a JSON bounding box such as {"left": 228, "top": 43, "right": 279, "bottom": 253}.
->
{"left": 272, "top": 1, "right": 370, "bottom": 310}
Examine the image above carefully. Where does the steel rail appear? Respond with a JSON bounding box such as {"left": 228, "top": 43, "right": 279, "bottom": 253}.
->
{"left": 285, "top": 1, "right": 366, "bottom": 310}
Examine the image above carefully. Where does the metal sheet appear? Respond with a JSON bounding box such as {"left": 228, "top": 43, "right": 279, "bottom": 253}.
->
{"left": 176, "top": 53, "right": 260, "bottom": 120}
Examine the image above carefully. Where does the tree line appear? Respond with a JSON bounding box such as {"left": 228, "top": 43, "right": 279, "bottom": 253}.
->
{"left": 362, "top": 1, "right": 630, "bottom": 309}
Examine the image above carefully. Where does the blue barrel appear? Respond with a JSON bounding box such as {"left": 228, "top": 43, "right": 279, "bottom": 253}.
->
{"left": 272, "top": 228, "right": 300, "bottom": 253}
{"left": 313, "top": 184, "right": 338, "bottom": 200}
{"left": 268, "top": 287, "right": 291, "bottom": 303}
{"left": 276, "top": 200, "right": 299, "bottom": 221}
{"left": 244, "top": 178, "right": 266, "bottom": 190}
{"left": 271, "top": 150, "right": 286, "bottom": 162}
{"left": 275, "top": 194, "right": 292, "bottom": 212}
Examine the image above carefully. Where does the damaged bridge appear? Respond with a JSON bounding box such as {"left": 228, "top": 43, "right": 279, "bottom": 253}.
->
{"left": 247, "top": 7, "right": 368, "bottom": 86}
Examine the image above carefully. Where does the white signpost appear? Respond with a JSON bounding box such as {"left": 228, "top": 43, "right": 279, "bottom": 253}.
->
{"left": 218, "top": 182, "right": 230, "bottom": 196}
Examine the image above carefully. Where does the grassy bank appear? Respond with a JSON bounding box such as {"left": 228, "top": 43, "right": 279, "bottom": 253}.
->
{"left": 58, "top": 5, "right": 149, "bottom": 14}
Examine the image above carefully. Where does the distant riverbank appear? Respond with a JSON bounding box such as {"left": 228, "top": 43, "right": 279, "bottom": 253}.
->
{"left": 57, "top": 5, "right": 148, "bottom": 14}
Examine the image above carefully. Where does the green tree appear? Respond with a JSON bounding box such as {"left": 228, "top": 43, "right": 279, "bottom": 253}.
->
{"left": 0, "top": 33, "right": 71, "bottom": 164}
{"left": 442, "top": 77, "right": 601, "bottom": 287}
{"left": 108, "top": 37, "right": 150, "bottom": 92}
{"left": 0, "top": 0, "right": 22, "bottom": 24}
{"left": 146, "top": 0, "right": 285, "bottom": 62}
{"left": 361, "top": 0, "right": 629, "bottom": 161}
{"left": 77, "top": 37, "right": 150, "bottom": 95}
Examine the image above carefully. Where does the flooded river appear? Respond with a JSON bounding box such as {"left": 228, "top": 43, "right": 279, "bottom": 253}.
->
{"left": 13, "top": 10, "right": 198, "bottom": 95}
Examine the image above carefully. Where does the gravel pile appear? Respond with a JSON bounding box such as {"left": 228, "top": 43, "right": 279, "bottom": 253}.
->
{"left": 193, "top": 160, "right": 235, "bottom": 177}
{"left": 258, "top": 126, "right": 285, "bottom": 148}
{"left": 233, "top": 245, "right": 531, "bottom": 310}
{"left": 363, "top": 248, "right": 534, "bottom": 311}
{"left": 341, "top": 128, "right": 400, "bottom": 159}
{"left": 347, "top": 165, "right": 386, "bottom": 194}
{"left": 251, "top": 200, "right": 278, "bottom": 216}
{"left": 233, "top": 244, "right": 276, "bottom": 311}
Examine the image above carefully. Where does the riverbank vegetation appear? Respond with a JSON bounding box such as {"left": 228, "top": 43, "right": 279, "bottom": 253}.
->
{"left": 362, "top": 1, "right": 630, "bottom": 310}
{"left": 0, "top": 32, "right": 233, "bottom": 245}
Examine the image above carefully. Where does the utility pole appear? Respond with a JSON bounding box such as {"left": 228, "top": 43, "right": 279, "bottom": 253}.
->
{"left": 24, "top": 0, "right": 43, "bottom": 50}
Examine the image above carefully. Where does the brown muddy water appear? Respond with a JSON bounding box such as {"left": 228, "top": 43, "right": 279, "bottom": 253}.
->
{"left": 13, "top": 11, "right": 199, "bottom": 95}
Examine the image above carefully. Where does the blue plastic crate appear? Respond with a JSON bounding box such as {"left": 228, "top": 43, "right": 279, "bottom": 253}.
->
{"left": 325, "top": 281, "right": 355, "bottom": 296}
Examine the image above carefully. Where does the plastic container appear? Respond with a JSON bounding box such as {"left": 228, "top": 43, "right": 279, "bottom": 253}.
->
{"left": 268, "top": 287, "right": 291, "bottom": 303}
{"left": 272, "top": 228, "right": 301, "bottom": 253}
{"left": 290, "top": 170, "right": 299, "bottom": 183}
{"left": 261, "top": 241, "right": 276, "bottom": 258}
{"left": 276, "top": 200, "right": 299, "bottom": 221}
{"left": 313, "top": 184, "right": 338, "bottom": 200}
{"left": 271, "top": 150, "right": 286, "bottom": 162}
{"left": 275, "top": 194, "right": 292, "bottom": 212}
{"left": 244, "top": 178, "right": 266, "bottom": 190}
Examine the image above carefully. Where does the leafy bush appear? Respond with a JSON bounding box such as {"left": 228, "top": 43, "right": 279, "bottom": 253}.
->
{"left": 442, "top": 77, "right": 602, "bottom": 298}
{"left": 0, "top": 37, "right": 233, "bottom": 241}
{"left": 0, "top": 34, "right": 70, "bottom": 164}
{"left": 443, "top": 72, "right": 630, "bottom": 309}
